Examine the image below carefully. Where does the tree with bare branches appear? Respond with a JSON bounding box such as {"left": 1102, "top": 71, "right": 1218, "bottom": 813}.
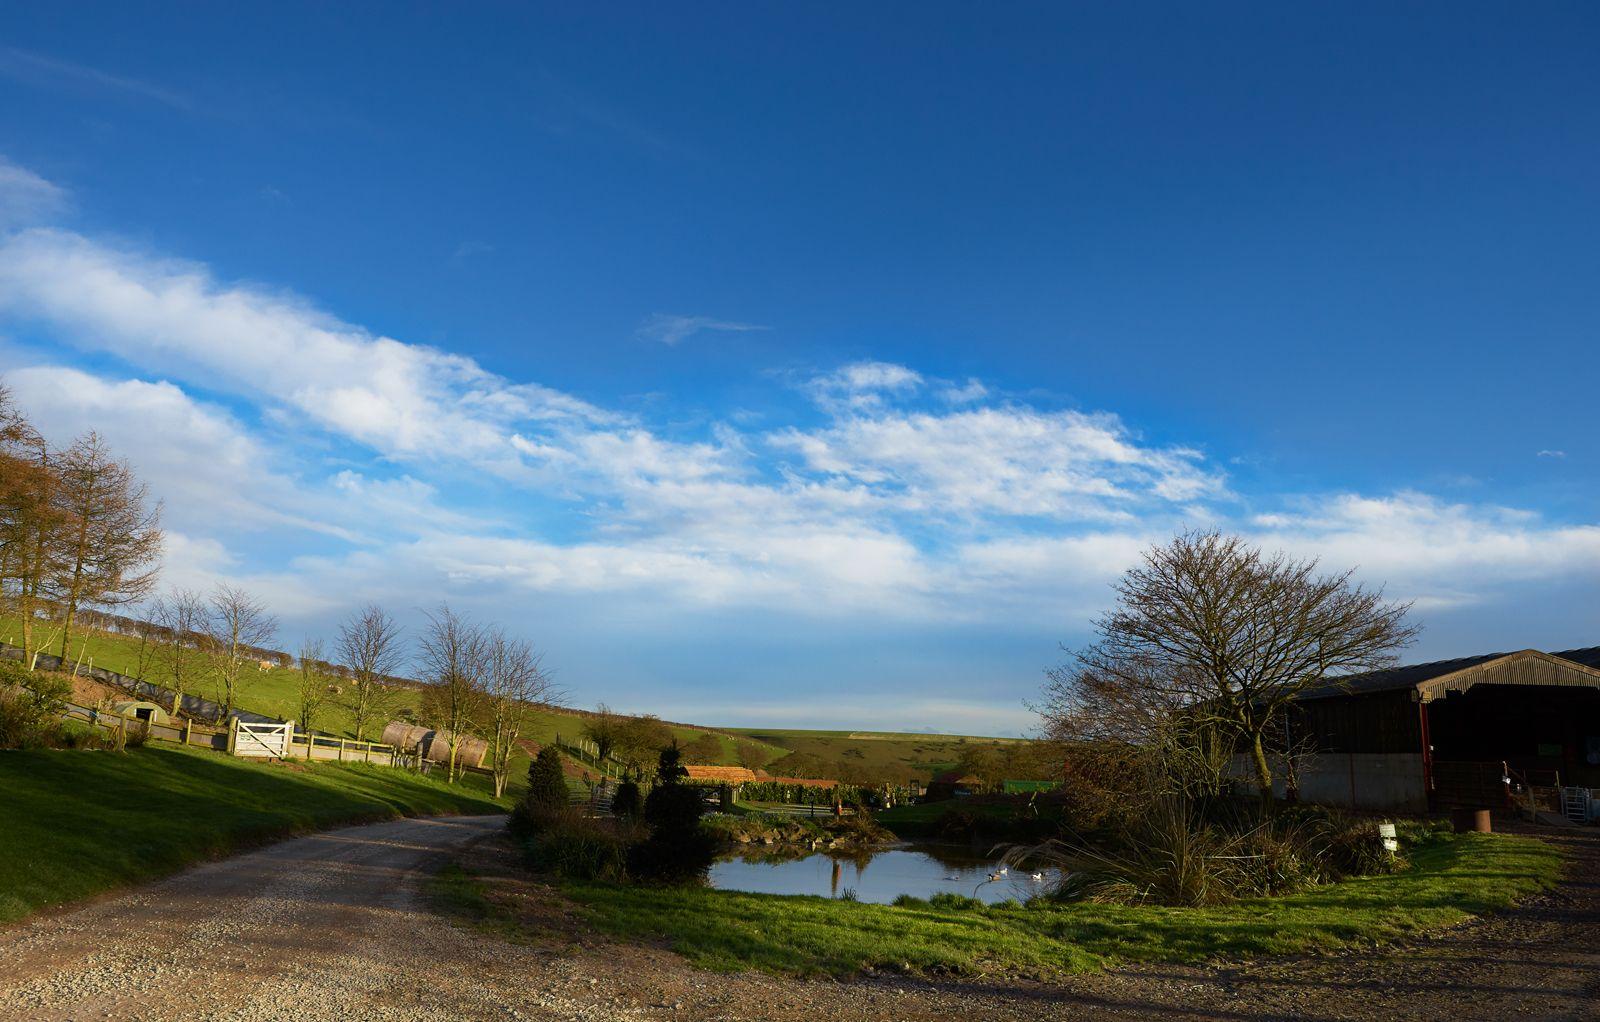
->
{"left": 336, "top": 604, "right": 403, "bottom": 742}
{"left": 483, "top": 628, "right": 557, "bottom": 797}
{"left": 735, "top": 741, "right": 769, "bottom": 773}
{"left": 207, "top": 584, "right": 277, "bottom": 721}
{"left": 296, "top": 638, "right": 330, "bottom": 738}
{"left": 1041, "top": 530, "right": 1418, "bottom": 804}
{"left": 417, "top": 604, "right": 489, "bottom": 783}
{"left": 580, "top": 702, "right": 625, "bottom": 765}
{"left": 151, "top": 589, "right": 210, "bottom": 717}
{"left": 51, "top": 432, "right": 163, "bottom": 661}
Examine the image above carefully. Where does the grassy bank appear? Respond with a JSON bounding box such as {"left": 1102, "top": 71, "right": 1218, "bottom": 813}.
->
{"left": 0, "top": 744, "right": 507, "bottom": 923}
{"left": 548, "top": 832, "right": 1561, "bottom": 977}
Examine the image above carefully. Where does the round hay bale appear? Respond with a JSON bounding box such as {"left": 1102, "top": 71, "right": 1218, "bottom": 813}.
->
{"left": 422, "top": 728, "right": 489, "bottom": 768}
{"left": 381, "top": 721, "right": 432, "bottom": 752}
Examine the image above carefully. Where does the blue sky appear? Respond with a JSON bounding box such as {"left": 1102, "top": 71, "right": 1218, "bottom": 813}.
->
{"left": 1, "top": 4, "right": 1597, "bottom": 735}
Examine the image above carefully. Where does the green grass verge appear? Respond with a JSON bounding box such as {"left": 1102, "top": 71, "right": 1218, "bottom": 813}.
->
{"left": 0, "top": 744, "right": 508, "bottom": 923}
{"left": 554, "top": 832, "right": 1562, "bottom": 978}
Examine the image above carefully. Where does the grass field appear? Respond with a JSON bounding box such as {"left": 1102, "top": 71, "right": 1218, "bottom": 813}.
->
{"left": 551, "top": 832, "right": 1563, "bottom": 977}
{"left": 723, "top": 727, "right": 1012, "bottom": 780}
{"left": 0, "top": 744, "right": 508, "bottom": 923}
{"left": 4, "top": 616, "right": 1021, "bottom": 781}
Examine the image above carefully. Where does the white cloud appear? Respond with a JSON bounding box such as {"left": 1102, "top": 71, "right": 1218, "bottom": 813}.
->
{"left": 0, "top": 46, "right": 191, "bottom": 109}
{"left": 1537, "top": 449, "right": 1566, "bottom": 459}
{"left": 0, "top": 228, "right": 619, "bottom": 472}
{"left": 637, "top": 313, "right": 769, "bottom": 346}
{"left": 1250, "top": 492, "right": 1600, "bottom": 608}
{"left": 0, "top": 157, "right": 68, "bottom": 229}
{"left": 802, "top": 360, "right": 924, "bottom": 411}
{"left": 940, "top": 378, "right": 989, "bottom": 404}
{"left": 772, "top": 406, "right": 1224, "bottom": 518}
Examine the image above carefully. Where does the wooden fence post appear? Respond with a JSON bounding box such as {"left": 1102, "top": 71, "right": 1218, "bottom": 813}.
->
{"left": 338, "top": 738, "right": 346, "bottom": 762}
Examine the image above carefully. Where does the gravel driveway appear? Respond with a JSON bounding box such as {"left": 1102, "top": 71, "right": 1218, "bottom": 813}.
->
{"left": 2, "top": 815, "right": 1596, "bottom": 1021}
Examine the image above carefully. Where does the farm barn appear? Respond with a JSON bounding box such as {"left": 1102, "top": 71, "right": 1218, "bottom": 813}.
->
{"left": 1267, "top": 646, "right": 1600, "bottom": 814}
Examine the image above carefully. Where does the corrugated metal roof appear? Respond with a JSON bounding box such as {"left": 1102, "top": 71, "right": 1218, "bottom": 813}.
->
{"left": 1298, "top": 645, "right": 1600, "bottom": 700}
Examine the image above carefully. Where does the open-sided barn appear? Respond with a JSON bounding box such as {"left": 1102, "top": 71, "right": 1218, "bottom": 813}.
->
{"left": 1274, "top": 646, "right": 1600, "bottom": 812}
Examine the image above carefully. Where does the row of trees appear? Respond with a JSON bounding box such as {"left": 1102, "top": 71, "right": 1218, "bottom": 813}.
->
{"left": 0, "top": 383, "right": 163, "bottom": 670}
{"left": 57, "top": 585, "right": 556, "bottom": 798}
{"left": 575, "top": 704, "right": 768, "bottom": 776}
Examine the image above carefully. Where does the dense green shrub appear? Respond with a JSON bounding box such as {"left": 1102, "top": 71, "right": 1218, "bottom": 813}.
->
{"left": 527, "top": 746, "right": 569, "bottom": 810}
{"left": 521, "top": 810, "right": 633, "bottom": 882}
{"left": 644, "top": 783, "right": 704, "bottom": 831}
{"left": 631, "top": 780, "right": 715, "bottom": 882}
{"left": 739, "top": 780, "right": 864, "bottom": 804}
{"left": 611, "top": 779, "right": 641, "bottom": 817}
{"left": 0, "top": 667, "right": 73, "bottom": 750}
{"left": 655, "top": 741, "right": 688, "bottom": 785}
{"left": 509, "top": 746, "right": 571, "bottom": 839}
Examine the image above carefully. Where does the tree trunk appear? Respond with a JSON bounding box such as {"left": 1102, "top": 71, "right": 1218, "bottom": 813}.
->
{"left": 56, "top": 505, "right": 92, "bottom": 659}
{"left": 1249, "top": 730, "right": 1274, "bottom": 808}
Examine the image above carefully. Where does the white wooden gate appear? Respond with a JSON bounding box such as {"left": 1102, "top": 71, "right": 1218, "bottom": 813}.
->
{"left": 234, "top": 720, "right": 292, "bottom": 758}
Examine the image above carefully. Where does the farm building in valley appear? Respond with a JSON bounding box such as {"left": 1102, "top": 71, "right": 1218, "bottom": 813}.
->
{"left": 1267, "top": 646, "right": 1600, "bottom": 812}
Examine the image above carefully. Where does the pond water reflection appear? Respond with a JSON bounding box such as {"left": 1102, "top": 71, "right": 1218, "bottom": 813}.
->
{"left": 709, "top": 842, "right": 1062, "bottom": 905}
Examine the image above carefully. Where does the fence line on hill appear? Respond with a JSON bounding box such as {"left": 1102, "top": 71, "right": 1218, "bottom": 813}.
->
{"left": 0, "top": 641, "right": 282, "bottom": 727}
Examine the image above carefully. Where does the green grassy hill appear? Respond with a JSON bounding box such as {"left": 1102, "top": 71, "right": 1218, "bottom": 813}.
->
{"left": 5, "top": 615, "right": 1028, "bottom": 782}
{"left": 0, "top": 744, "right": 505, "bottom": 923}
{"left": 724, "top": 727, "right": 1026, "bottom": 782}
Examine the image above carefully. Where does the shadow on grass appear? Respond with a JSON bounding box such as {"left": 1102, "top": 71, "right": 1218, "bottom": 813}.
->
{"left": 0, "top": 745, "right": 506, "bottom": 923}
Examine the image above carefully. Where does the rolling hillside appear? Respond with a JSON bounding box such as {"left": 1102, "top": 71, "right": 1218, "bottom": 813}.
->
{"left": 3, "top": 615, "right": 1026, "bottom": 781}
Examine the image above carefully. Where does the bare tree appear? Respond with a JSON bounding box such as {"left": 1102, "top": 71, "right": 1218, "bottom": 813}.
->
{"left": 735, "top": 741, "right": 769, "bottom": 773}
{"left": 682, "top": 732, "right": 723, "bottom": 764}
{"left": 129, "top": 612, "right": 161, "bottom": 681}
{"left": 482, "top": 628, "right": 558, "bottom": 798}
{"left": 336, "top": 604, "right": 404, "bottom": 742}
{"left": 417, "top": 604, "right": 489, "bottom": 783}
{"left": 613, "top": 714, "right": 674, "bottom": 774}
{"left": 296, "top": 638, "right": 330, "bottom": 739}
{"left": 1044, "top": 531, "right": 1418, "bottom": 804}
{"left": 50, "top": 432, "right": 163, "bottom": 660}
{"left": 151, "top": 589, "right": 209, "bottom": 717}
{"left": 579, "top": 702, "right": 625, "bottom": 765}
{"left": 207, "top": 584, "right": 277, "bottom": 721}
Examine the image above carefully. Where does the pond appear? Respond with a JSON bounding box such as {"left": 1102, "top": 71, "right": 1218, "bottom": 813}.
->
{"left": 709, "top": 842, "right": 1063, "bottom": 905}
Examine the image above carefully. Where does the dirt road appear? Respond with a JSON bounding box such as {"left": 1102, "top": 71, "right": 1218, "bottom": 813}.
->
{"left": 2, "top": 816, "right": 1596, "bottom": 1021}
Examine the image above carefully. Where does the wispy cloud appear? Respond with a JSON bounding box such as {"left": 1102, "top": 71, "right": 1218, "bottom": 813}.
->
{"left": 637, "top": 312, "right": 769, "bottom": 346}
{"left": 0, "top": 46, "right": 191, "bottom": 110}
{"left": 451, "top": 240, "right": 494, "bottom": 263}
{"left": 1537, "top": 449, "right": 1566, "bottom": 459}
{"left": 940, "top": 378, "right": 989, "bottom": 404}
{"left": 0, "top": 157, "right": 68, "bottom": 229}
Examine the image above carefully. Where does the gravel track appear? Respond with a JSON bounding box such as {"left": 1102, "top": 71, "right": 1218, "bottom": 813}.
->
{"left": 2, "top": 816, "right": 1596, "bottom": 1021}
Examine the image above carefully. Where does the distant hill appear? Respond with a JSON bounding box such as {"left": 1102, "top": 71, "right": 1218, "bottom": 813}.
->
{"left": 2, "top": 612, "right": 1030, "bottom": 782}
